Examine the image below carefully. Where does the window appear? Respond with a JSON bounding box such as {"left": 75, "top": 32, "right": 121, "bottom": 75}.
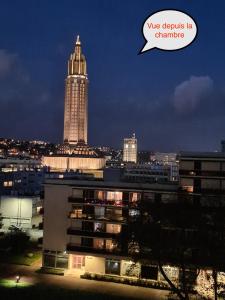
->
{"left": 94, "top": 222, "right": 105, "bottom": 232}
{"left": 96, "top": 190, "right": 105, "bottom": 200}
{"left": 70, "top": 206, "right": 82, "bottom": 218}
{"left": 106, "top": 240, "right": 117, "bottom": 251}
{"left": 43, "top": 254, "right": 55, "bottom": 268}
{"left": 107, "top": 191, "right": 123, "bottom": 201}
{"left": 3, "top": 181, "right": 13, "bottom": 187}
{"left": 106, "top": 224, "right": 121, "bottom": 234}
{"left": 93, "top": 238, "right": 104, "bottom": 249}
{"left": 95, "top": 206, "right": 105, "bottom": 218}
{"left": 71, "top": 255, "right": 85, "bottom": 269}
{"left": 105, "top": 259, "right": 120, "bottom": 275}
{"left": 106, "top": 208, "right": 123, "bottom": 221}
{"left": 129, "top": 192, "right": 141, "bottom": 207}
{"left": 56, "top": 256, "right": 68, "bottom": 269}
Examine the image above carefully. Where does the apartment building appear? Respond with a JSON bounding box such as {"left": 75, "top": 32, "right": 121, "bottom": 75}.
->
{"left": 42, "top": 151, "right": 225, "bottom": 292}
{"left": 179, "top": 152, "right": 225, "bottom": 206}
{"left": 42, "top": 178, "right": 178, "bottom": 279}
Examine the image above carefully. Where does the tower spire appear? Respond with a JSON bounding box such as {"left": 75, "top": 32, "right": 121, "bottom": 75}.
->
{"left": 76, "top": 35, "right": 81, "bottom": 45}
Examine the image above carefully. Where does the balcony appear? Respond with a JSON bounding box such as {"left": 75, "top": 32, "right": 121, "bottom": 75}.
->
{"left": 67, "top": 228, "right": 120, "bottom": 239}
{"left": 67, "top": 243, "right": 123, "bottom": 256}
{"left": 68, "top": 196, "right": 84, "bottom": 203}
{"left": 179, "top": 169, "right": 225, "bottom": 178}
{"left": 84, "top": 198, "right": 127, "bottom": 208}
{"left": 68, "top": 212, "right": 127, "bottom": 223}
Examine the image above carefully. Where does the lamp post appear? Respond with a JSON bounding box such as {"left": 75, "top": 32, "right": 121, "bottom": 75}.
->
{"left": 15, "top": 275, "right": 20, "bottom": 286}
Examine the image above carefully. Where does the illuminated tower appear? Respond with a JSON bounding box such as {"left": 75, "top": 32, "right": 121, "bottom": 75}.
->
{"left": 63, "top": 36, "right": 88, "bottom": 145}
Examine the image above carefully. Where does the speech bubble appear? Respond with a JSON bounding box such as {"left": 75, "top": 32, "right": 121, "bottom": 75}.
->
{"left": 140, "top": 9, "right": 198, "bottom": 53}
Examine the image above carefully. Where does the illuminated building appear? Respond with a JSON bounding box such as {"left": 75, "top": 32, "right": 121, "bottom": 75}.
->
{"left": 42, "top": 177, "right": 178, "bottom": 281}
{"left": 42, "top": 152, "right": 225, "bottom": 292}
{"left": 64, "top": 35, "right": 88, "bottom": 146}
{"left": 42, "top": 36, "right": 105, "bottom": 171}
{"left": 123, "top": 134, "right": 137, "bottom": 163}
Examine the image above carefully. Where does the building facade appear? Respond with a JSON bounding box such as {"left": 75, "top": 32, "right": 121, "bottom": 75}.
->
{"left": 42, "top": 36, "right": 105, "bottom": 171}
{"left": 42, "top": 178, "right": 178, "bottom": 280}
{"left": 63, "top": 36, "right": 88, "bottom": 146}
{"left": 42, "top": 152, "right": 225, "bottom": 296}
{"left": 123, "top": 134, "right": 137, "bottom": 163}
{"left": 179, "top": 151, "right": 225, "bottom": 196}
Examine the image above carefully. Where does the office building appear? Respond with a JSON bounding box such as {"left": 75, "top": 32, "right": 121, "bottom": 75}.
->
{"left": 123, "top": 134, "right": 137, "bottom": 163}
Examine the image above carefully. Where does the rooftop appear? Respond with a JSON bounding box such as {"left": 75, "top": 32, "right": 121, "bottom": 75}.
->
{"left": 179, "top": 151, "right": 225, "bottom": 159}
{"left": 44, "top": 177, "right": 178, "bottom": 192}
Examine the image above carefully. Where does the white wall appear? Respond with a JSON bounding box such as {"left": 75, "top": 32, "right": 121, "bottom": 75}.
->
{"left": 43, "top": 184, "right": 71, "bottom": 252}
{"left": 85, "top": 256, "right": 105, "bottom": 274}
{"left": 0, "top": 196, "right": 34, "bottom": 229}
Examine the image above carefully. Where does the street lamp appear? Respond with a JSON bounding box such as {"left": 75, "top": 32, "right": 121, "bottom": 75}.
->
{"left": 15, "top": 275, "right": 20, "bottom": 284}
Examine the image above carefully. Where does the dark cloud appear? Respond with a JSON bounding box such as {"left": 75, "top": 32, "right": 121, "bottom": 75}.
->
{"left": 0, "top": 49, "right": 63, "bottom": 142}
{"left": 173, "top": 76, "right": 214, "bottom": 114}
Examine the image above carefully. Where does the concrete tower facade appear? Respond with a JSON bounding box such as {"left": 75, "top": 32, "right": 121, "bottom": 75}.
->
{"left": 63, "top": 36, "right": 88, "bottom": 145}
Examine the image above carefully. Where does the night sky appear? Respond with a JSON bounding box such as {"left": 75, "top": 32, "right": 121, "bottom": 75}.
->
{"left": 0, "top": 0, "right": 225, "bottom": 152}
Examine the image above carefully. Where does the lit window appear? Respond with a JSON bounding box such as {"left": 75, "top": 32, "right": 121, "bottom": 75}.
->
{"left": 106, "top": 191, "right": 122, "bottom": 201}
{"left": 93, "top": 238, "right": 104, "bottom": 249}
{"left": 105, "top": 259, "right": 120, "bottom": 275}
{"left": 3, "top": 181, "right": 13, "bottom": 187}
{"left": 183, "top": 186, "right": 193, "bottom": 193}
{"left": 106, "top": 224, "right": 121, "bottom": 234}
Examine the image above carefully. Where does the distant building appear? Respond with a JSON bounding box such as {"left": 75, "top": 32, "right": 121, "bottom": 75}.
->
{"left": 123, "top": 134, "right": 137, "bottom": 163}
{"left": 151, "top": 152, "right": 177, "bottom": 164}
{"left": 179, "top": 151, "right": 225, "bottom": 196}
{"left": 0, "top": 158, "right": 44, "bottom": 196}
{"left": 137, "top": 151, "right": 153, "bottom": 164}
{"left": 123, "top": 163, "right": 178, "bottom": 183}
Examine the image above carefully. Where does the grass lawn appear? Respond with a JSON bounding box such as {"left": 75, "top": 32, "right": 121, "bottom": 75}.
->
{"left": 0, "top": 279, "right": 32, "bottom": 288}
{"left": 0, "top": 251, "right": 41, "bottom": 266}
{"left": 0, "top": 284, "right": 139, "bottom": 300}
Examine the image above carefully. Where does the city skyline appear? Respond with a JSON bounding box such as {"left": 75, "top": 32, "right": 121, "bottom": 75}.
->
{"left": 0, "top": 1, "right": 225, "bottom": 152}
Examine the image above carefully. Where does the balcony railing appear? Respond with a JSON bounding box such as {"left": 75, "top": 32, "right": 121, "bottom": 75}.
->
{"left": 67, "top": 243, "right": 123, "bottom": 256}
{"left": 84, "top": 198, "right": 126, "bottom": 207}
{"left": 67, "top": 228, "right": 120, "bottom": 239}
{"left": 68, "top": 196, "right": 84, "bottom": 203}
{"left": 68, "top": 196, "right": 129, "bottom": 207}
{"left": 68, "top": 212, "right": 127, "bottom": 223}
{"left": 179, "top": 169, "right": 225, "bottom": 177}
